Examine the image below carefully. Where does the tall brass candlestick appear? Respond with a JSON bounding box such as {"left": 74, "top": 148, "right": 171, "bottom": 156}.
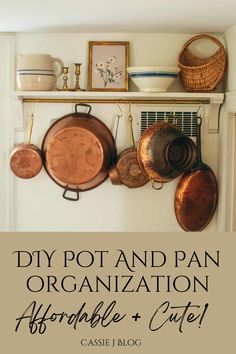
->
{"left": 62, "top": 66, "right": 69, "bottom": 91}
{"left": 74, "top": 63, "right": 84, "bottom": 91}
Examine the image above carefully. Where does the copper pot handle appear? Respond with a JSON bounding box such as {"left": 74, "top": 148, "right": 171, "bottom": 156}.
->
{"left": 63, "top": 188, "right": 80, "bottom": 201}
{"left": 75, "top": 103, "right": 92, "bottom": 115}
{"left": 151, "top": 180, "right": 164, "bottom": 190}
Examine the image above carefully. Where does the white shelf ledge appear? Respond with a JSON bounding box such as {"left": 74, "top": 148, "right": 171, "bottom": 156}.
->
{"left": 11, "top": 91, "right": 224, "bottom": 134}
{"left": 13, "top": 90, "right": 224, "bottom": 103}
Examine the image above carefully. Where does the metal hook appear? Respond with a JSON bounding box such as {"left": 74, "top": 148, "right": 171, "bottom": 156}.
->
{"left": 127, "top": 102, "right": 135, "bottom": 148}
{"left": 152, "top": 180, "right": 164, "bottom": 191}
{"left": 114, "top": 103, "right": 123, "bottom": 143}
{"left": 195, "top": 101, "right": 202, "bottom": 116}
{"left": 30, "top": 102, "right": 35, "bottom": 116}
{"left": 116, "top": 102, "right": 123, "bottom": 119}
{"left": 128, "top": 102, "right": 132, "bottom": 122}
{"left": 172, "top": 100, "right": 176, "bottom": 115}
{"left": 172, "top": 100, "right": 178, "bottom": 124}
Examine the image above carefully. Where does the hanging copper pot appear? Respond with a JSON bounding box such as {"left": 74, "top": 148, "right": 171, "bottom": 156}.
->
{"left": 137, "top": 117, "right": 197, "bottom": 189}
{"left": 42, "top": 103, "right": 116, "bottom": 201}
{"left": 109, "top": 106, "right": 149, "bottom": 188}
{"left": 174, "top": 117, "right": 218, "bottom": 231}
{"left": 10, "top": 114, "right": 42, "bottom": 179}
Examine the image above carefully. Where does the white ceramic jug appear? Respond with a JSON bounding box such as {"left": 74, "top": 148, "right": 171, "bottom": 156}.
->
{"left": 16, "top": 54, "right": 64, "bottom": 91}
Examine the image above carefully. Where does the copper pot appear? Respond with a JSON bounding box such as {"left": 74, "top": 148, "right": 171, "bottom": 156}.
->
{"left": 137, "top": 120, "right": 196, "bottom": 188}
{"left": 174, "top": 117, "right": 218, "bottom": 231}
{"left": 109, "top": 107, "right": 149, "bottom": 188}
{"left": 10, "top": 114, "right": 42, "bottom": 179}
{"left": 42, "top": 104, "right": 116, "bottom": 201}
{"left": 109, "top": 147, "right": 149, "bottom": 188}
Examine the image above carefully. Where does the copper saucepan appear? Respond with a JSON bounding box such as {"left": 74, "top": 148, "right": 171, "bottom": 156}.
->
{"left": 10, "top": 114, "right": 42, "bottom": 179}
{"left": 137, "top": 117, "right": 197, "bottom": 189}
{"left": 109, "top": 106, "right": 149, "bottom": 188}
{"left": 174, "top": 116, "right": 218, "bottom": 231}
{"left": 42, "top": 103, "right": 116, "bottom": 201}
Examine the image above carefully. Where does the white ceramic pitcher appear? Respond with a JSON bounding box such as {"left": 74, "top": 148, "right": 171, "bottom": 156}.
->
{"left": 16, "top": 54, "right": 64, "bottom": 91}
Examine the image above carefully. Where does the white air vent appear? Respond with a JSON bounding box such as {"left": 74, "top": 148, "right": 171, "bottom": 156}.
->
{"left": 141, "top": 111, "right": 198, "bottom": 137}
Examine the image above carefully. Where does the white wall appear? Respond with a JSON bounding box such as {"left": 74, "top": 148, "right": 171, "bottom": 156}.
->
{"left": 225, "top": 24, "right": 236, "bottom": 91}
{"left": 224, "top": 25, "right": 236, "bottom": 230}
{"left": 15, "top": 32, "right": 225, "bottom": 92}
{"left": 2, "top": 32, "right": 225, "bottom": 231}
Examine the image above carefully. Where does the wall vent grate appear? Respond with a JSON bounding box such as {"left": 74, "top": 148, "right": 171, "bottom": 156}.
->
{"left": 141, "top": 111, "right": 198, "bottom": 137}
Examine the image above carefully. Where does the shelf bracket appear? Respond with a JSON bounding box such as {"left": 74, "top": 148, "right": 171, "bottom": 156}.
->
{"left": 208, "top": 96, "right": 225, "bottom": 134}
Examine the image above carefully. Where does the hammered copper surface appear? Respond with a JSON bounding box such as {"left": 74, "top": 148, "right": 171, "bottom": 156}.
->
{"left": 138, "top": 122, "right": 196, "bottom": 183}
{"left": 174, "top": 166, "right": 218, "bottom": 231}
{"left": 42, "top": 111, "right": 116, "bottom": 192}
{"left": 10, "top": 144, "right": 42, "bottom": 179}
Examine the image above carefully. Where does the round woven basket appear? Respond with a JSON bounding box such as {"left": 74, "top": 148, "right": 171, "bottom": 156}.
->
{"left": 178, "top": 34, "right": 226, "bottom": 92}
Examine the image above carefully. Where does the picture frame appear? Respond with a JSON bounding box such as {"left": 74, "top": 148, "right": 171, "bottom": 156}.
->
{"left": 87, "top": 41, "right": 129, "bottom": 91}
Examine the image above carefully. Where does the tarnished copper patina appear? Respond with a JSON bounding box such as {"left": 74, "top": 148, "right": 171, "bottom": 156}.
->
{"left": 109, "top": 147, "right": 149, "bottom": 188}
{"left": 137, "top": 121, "right": 196, "bottom": 185}
{"left": 174, "top": 117, "right": 218, "bottom": 231}
{"left": 42, "top": 104, "right": 116, "bottom": 200}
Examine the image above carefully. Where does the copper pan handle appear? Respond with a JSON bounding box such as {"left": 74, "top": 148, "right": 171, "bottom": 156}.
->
{"left": 25, "top": 114, "right": 34, "bottom": 144}
{"left": 152, "top": 180, "right": 164, "bottom": 190}
{"left": 75, "top": 103, "right": 92, "bottom": 115}
{"left": 63, "top": 188, "right": 80, "bottom": 201}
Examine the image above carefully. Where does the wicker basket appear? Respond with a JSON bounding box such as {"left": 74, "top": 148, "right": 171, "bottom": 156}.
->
{"left": 178, "top": 34, "right": 226, "bottom": 92}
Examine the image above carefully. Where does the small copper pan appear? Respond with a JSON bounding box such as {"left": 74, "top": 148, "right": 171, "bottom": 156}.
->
{"left": 10, "top": 114, "right": 42, "bottom": 179}
{"left": 109, "top": 106, "right": 149, "bottom": 188}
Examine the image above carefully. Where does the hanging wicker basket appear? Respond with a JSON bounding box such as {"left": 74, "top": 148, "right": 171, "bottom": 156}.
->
{"left": 178, "top": 34, "right": 226, "bottom": 92}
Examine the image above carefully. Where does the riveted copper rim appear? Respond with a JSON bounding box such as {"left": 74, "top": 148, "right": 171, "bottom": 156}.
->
{"left": 10, "top": 143, "right": 42, "bottom": 179}
{"left": 42, "top": 111, "right": 116, "bottom": 192}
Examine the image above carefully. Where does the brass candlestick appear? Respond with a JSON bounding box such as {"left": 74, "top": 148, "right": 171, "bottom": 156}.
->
{"left": 57, "top": 63, "right": 85, "bottom": 91}
{"left": 62, "top": 66, "right": 69, "bottom": 90}
{"left": 74, "top": 63, "right": 84, "bottom": 91}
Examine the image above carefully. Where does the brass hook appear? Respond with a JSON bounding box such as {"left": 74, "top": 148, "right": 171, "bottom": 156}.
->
{"left": 128, "top": 102, "right": 132, "bottom": 122}
{"left": 127, "top": 103, "right": 135, "bottom": 148}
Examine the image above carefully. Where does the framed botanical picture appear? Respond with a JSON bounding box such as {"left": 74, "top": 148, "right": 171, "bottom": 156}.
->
{"left": 87, "top": 41, "right": 129, "bottom": 91}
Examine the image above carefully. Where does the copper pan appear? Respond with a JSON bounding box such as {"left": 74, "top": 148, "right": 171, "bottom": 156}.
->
{"left": 10, "top": 114, "right": 42, "bottom": 179}
{"left": 42, "top": 103, "right": 116, "bottom": 201}
{"left": 109, "top": 106, "right": 149, "bottom": 188}
{"left": 174, "top": 117, "right": 218, "bottom": 231}
{"left": 137, "top": 117, "right": 197, "bottom": 189}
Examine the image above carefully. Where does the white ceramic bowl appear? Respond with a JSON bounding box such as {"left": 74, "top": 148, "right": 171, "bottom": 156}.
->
{"left": 127, "top": 66, "right": 180, "bottom": 92}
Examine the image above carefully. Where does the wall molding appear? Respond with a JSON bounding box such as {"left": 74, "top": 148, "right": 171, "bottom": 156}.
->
{"left": 0, "top": 35, "right": 16, "bottom": 231}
